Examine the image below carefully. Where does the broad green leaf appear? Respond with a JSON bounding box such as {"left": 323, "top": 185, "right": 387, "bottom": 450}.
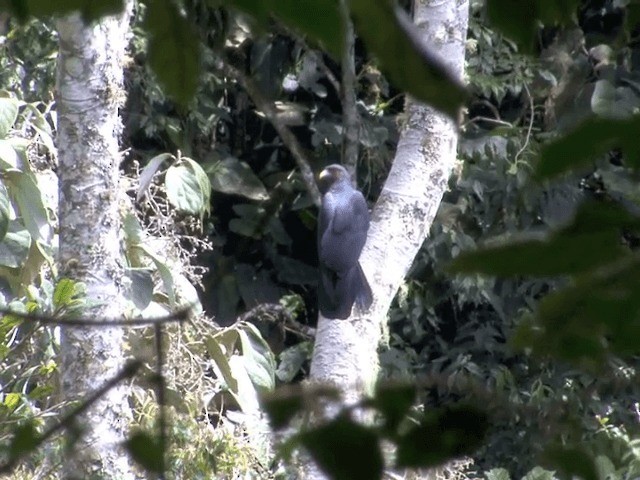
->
{"left": 522, "top": 467, "right": 557, "bottom": 480}
{"left": 0, "top": 140, "right": 23, "bottom": 170}
{"left": 542, "top": 445, "right": 597, "bottom": 480}
{"left": 125, "top": 269, "right": 154, "bottom": 310}
{"left": 261, "top": 386, "right": 305, "bottom": 430}
{"left": 208, "top": 157, "right": 268, "bottom": 200}
{"left": 485, "top": 468, "right": 511, "bottom": 480}
{"left": 205, "top": 334, "right": 239, "bottom": 393}
{"left": 449, "top": 231, "right": 624, "bottom": 277}
{"left": 7, "top": 0, "right": 124, "bottom": 22}
{"left": 125, "top": 430, "right": 164, "bottom": 474}
{"left": 174, "top": 273, "right": 202, "bottom": 314}
{"left": 0, "top": 182, "right": 10, "bottom": 242}
{"left": 536, "top": 117, "right": 640, "bottom": 179}
{"left": 6, "top": 170, "right": 51, "bottom": 243}
{"left": 165, "top": 158, "right": 211, "bottom": 216}
{"left": 0, "top": 228, "right": 30, "bottom": 268}
{"left": 371, "top": 384, "right": 417, "bottom": 434}
{"left": 123, "top": 212, "right": 145, "bottom": 245}
{"left": 349, "top": 1, "right": 467, "bottom": 119}
{"left": 9, "top": 421, "right": 38, "bottom": 460}
{"left": 396, "top": 404, "right": 488, "bottom": 468}
{"left": 137, "top": 152, "right": 174, "bottom": 202}
{"left": 0, "top": 98, "right": 18, "bottom": 139}
{"left": 275, "top": 341, "right": 312, "bottom": 383}
{"left": 300, "top": 415, "right": 384, "bottom": 480}
{"left": 145, "top": 0, "right": 200, "bottom": 105}
{"left": 237, "top": 322, "right": 276, "bottom": 391}
{"left": 486, "top": 0, "right": 580, "bottom": 53}
{"left": 3, "top": 392, "right": 20, "bottom": 410}
{"left": 227, "top": 0, "right": 343, "bottom": 58}
{"left": 137, "top": 245, "right": 176, "bottom": 307}
{"left": 53, "top": 278, "right": 77, "bottom": 309}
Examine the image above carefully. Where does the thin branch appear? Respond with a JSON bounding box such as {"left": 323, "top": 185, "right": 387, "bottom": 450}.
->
{"left": 0, "top": 306, "right": 192, "bottom": 326}
{"left": 222, "top": 62, "right": 322, "bottom": 206}
{"left": 154, "top": 323, "right": 167, "bottom": 480}
{"left": 339, "top": 0, "right": 360, "bottom": 177}
{"left": 514, "top": 83, "right": 535, "bottom": 163}
{"left": 238, "top": 303, "right": 316, "bottom": 338}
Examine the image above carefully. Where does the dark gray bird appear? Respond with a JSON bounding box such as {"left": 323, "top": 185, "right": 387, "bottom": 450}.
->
{"left": 317, "top": 164, "right": 373, "bottom": 319}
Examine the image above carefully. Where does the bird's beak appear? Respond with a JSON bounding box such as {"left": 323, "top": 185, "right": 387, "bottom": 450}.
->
{"left": 319, "top": 168, "right": 331, "bottom": 181}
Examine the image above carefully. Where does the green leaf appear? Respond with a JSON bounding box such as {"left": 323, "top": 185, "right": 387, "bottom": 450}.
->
{"left": 300, "top": 415, "right": 384, "bottom": 480}
{"left": 349, "top": 1, "right": 467, "bottom": 119}
{"left": 125, "top": 430, "right": 164, "bottom": 474}
{"left": 0, "top": 228, "right": 30, "bottom": 268}
{"left": 275, "top": 341, "right": 312, "bottom": 383}
{"left": 0, "top": 182, "right": 10, "bottom": 242}
{"left": 0, "top": 139, "right": 23, "bottom": 170}
{"left": 485, "top": 468, "right": 511, "bottom": 480}
{"left": 208, "top": 157, "right": 268, "bottom": 200}
{"left": 522, "top": 467, "right": 557, "bottom": 480}
{"left": 448, "top": 231, "right": 625, "bottom": 276}
{"left": 123, "top": 212, "right": 145, "bottom": 245}
{"left": 137, "top": 245, "right": 176, "bottom": 307}
{"left": 9, "top": 421, "right": 38, "bottom": 460}
{"left": 3, "top": 392, "right": 21, "bottom": 411}
{"left": 542, "top": 445, "right": 597, "bottom": 480}
{"left": 0, "top": 98, "right": 18, "bottom": 139}
{"left": 6, "top": 170, "right": 51, "bottom": 243}
{"left": 261, "top": 385, "right": 306, "bottom": 430}
{"left": 486, "top": 0, "right": 580, "bottom": 53}
{"left": 205, "top": 334, "right": 239, "bottom": 393}
{"left": 395, "top": 404, "right": 488, "bottom": 468}
{"left": 137, "top": 152, "right": 174, "bottom": 202}
{"left": 8, "top": 0, "right": 124, "bottom": 22}
{"left": 237, "top": 322, "right": 276, "bottom": 391}
{"left": 372, "top": 384, "right": 417, "bottom": 435}
{"left": 125, "top": 269, "right": 154, "bottom": 310}
{"left": 536, "top": 117, "right": 640, "bottom": 179}
{"left": 165, "top": 158, "right": 211, "bottom": 216}
{"left": 227, "top": 0, "right": 343, "bottom": 58}
{"left": 145, "top": 0, "right": 200, "bottom": 105}
{"left": 53, "top": 278, "right": 78, "bottom": 309}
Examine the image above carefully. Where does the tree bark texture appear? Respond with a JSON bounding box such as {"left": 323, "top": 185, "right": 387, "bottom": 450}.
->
{"left": 56, "top": 8, "right": 134, "bottom": 479}
{"left": 310, "top": 0, "right": 469, "bottom": 421}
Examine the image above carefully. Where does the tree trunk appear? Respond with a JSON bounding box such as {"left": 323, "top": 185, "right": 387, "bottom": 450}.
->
{"left": 309, "top": 0, "right": 469, "bottom": 468}
{"left": 56, "top": 8, "right": 134, "bottom": 478}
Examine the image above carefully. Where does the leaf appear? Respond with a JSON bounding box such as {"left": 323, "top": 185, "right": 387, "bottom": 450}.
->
{"left": 542, "top": 445, "right": 597, "bottom": 480}
{"left": 486, "top": 0, "right": 580, "bottom": 53}
{"left": 0, "top": 139, "right": 23, "bottom": 170}
{"left": 448, "top": 231, "right": 624, "bottom": 276}
{"left": 395, "top": 404, "right": 488, "bottom": 468}
{"left": 145, "top": 0, "right": 200, "bottom": 105}
{"left": 9, "top": 421, "right": 38, "bottom": 460}
{"left": 125, "top": 269, "right": 154, "bottom": 310}
{"left": 137, "top": 245, "right": 176, "bottom": 307}
{"left": 485, "top": 468, "right": 511, "bottom": 480}
{"left": 6, "top": 170, "right": 51, "bottom": 243}
{"left": 275, "top": 341, "right": 312, "bottom": 383}
{"left": 372, "top": 384, "right": 417, "bottom": 434}
{"left": 300, "top": 415, "right": 384, "bottom": 480}
{"left": 237, "top": 322, "right": 276, "bottom": 391}
{"left": 0, "top": 228, "right": 31, "bottom": 268}
{"left": 137, "top": 152, "right": 174, "bottom": 202}
{"left": 165, "top": 158, "right": 211, "bottom": 216}
{"left": 0, "top": 98, "right": 18, "bottom": 139}
{"left": 9, "top": 0, "right": 124, "bottom": 22}
{"left": 3, "top": 392, "right": 21, "bottom": 411}
{"left": 123, "top": 212, "right": 145, "bottom": 245}
{"left": 208, "top": 157, "right": 268, "bottom": 200}
{"left": 205, "top": 334, "right": 239, "bottom": 393}
{"left": 349, "top": 1, "right": 467, "bottom": 119}
{"left": 0, "top": 182, "right": 10, "bottom": 242}
{"left": 125, "top": 430, "right": 164, "bottom": 474}
{"left": 536, "top": 117, "right": 640, "bottom": 179}
{"left": 261, "top": 385, "right": 306, "bottom": 430}
{"left": 227, "top": 0, "right": 343, "bottom": 58}
{"left": 53, "top": 278, "right": 78, "bottom": 309}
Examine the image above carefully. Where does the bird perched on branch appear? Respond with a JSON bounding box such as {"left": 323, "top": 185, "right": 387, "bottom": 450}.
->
{"left": 317, "top": 164, "right": 373, "bottom": 319}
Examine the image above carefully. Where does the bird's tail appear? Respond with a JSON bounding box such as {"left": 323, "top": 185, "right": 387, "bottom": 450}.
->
{"left": 354, "top": 262, "right": 373, "bottom": 310}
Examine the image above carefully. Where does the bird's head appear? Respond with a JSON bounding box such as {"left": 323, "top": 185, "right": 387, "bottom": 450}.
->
{"left": 318, "top": 164, "right": 350, "bottom": 195}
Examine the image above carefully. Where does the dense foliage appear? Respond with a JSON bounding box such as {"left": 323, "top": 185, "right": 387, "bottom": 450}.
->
{"left": 1, "top": 0, "right": 640, "bottom": 478}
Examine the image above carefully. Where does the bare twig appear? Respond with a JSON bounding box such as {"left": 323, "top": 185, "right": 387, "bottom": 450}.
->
{"left": 514, "top": 83, "right": 535, "bottom": 163}
{"left": 0, "top": 306, "right": 192, "bottom": 326}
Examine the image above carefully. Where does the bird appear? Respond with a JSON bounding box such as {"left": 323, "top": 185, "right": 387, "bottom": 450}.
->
{"left": 317, "top": 164, "right": 373, "bottom": 319}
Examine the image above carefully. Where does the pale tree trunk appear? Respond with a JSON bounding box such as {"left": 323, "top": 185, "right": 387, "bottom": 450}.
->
{"left": 309, "top": 0, "right": 468, "bottom": 474}
{"left": 56, "top": 7, "right": 134, "bottom": 479}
